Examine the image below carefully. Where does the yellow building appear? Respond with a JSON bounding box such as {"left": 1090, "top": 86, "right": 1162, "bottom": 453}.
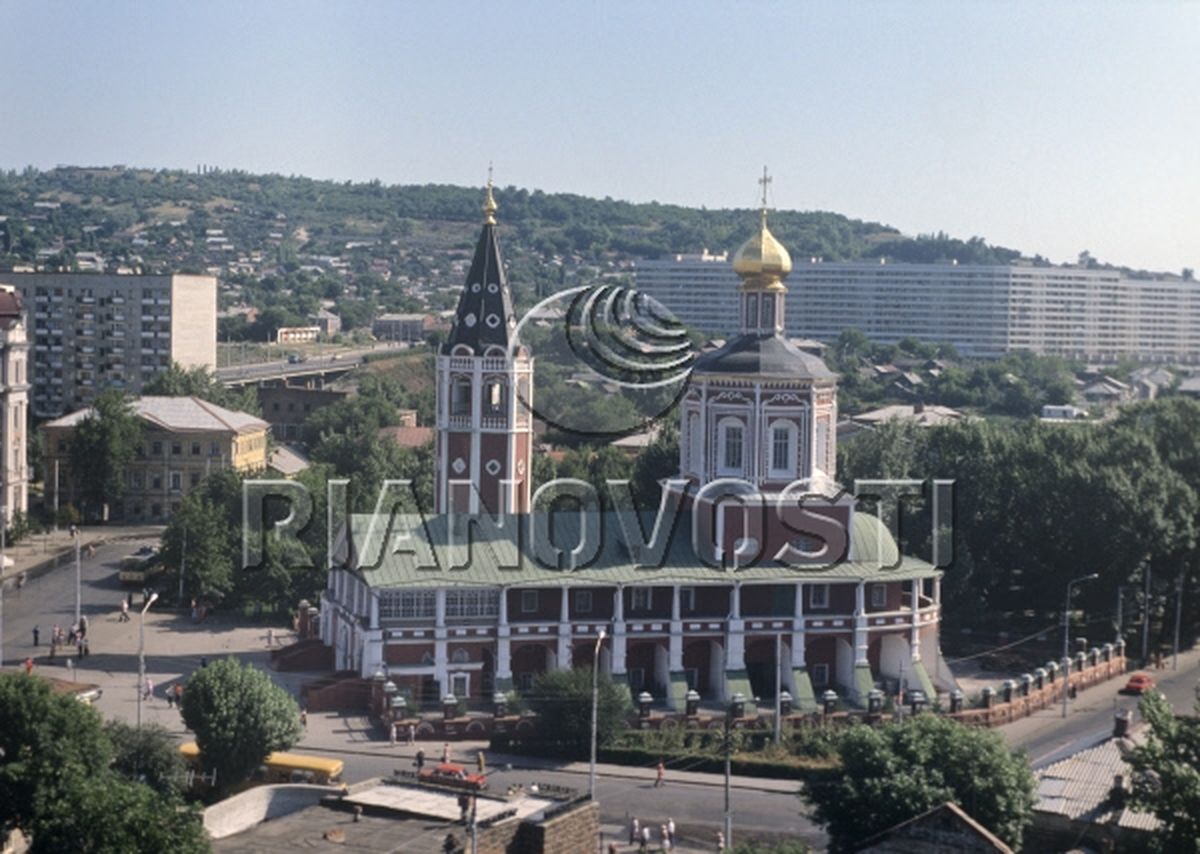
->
{"left": 43, "top": 395, "right": 269, "bottom": 522}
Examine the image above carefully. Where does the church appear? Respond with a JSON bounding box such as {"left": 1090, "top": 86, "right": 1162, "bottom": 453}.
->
{"left": 318, "top": 180, "right": 949, "bottom": 712}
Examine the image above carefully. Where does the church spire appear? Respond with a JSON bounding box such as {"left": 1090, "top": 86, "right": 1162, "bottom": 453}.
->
{"left": 444, "top": 177, "right": 517, "bottom": 354}
{"left": 483, "top": 163, "right": 498, "bottom": 225}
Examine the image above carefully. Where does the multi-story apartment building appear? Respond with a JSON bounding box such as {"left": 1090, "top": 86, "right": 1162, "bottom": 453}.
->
{"left": 43, "top": 395, "right": 268, "bottom": 522}
{"left": 0, "top": 273, "right": 217, "bottom": 417}
{"left": 635, "top": 256, "right": 1200, "bottom": 363}
{"left": 0, "top": 286, "right": 29, "bottom": 526}
{"left": 319, "top": 186, "right": 948, "bottom": 712}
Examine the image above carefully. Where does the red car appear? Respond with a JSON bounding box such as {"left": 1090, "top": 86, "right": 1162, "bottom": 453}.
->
{"left": 419, "top": 762, "right": 487, "bottom": 791}
{"left": 1121, "top": 673, "right": 1155, "bottom": 695}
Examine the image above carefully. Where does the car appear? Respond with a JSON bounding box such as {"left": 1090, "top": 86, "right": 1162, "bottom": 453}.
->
{"left": 418, "top": 762, "right": 487, "bottom": 791}
{"left": 1121, "top": 673, "right": 1155, "bottom": 695}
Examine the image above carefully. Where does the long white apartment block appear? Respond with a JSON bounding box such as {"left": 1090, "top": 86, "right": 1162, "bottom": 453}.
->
{"left": 634, "top": 254, "right": 1200, "bottom": 363}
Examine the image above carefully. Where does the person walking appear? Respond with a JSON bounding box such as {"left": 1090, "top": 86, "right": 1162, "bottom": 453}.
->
{"left": 476, "top": 751, "right": 486, "bottom": 775}
{"left": 441, "top": 742, "right": 450, "bottom": 763}
{"left": 655, "top": 760, "right": 665, "bottom": 788}
{"left": 407, "top": 723, "right": 416, "bottom": 746}
{"left": 415, "top": 748, "right": 426, "bottom": 772}
{"left": 32, "top": 625, "right": 39, "bottom": 646}
{"left": 667, "top": 817, "right": 676, "bottom": 847}
{"left": 24, "top": 658, "right": 33, "bottom": 675}
{"left": 300, "top": 708, "right": 308, "bottom": 729}
{"left": 174, "top": 684, "right": 184, "bottom": 708}
{"left": 120, "top": 599, "right": 130, "bottom": 622}
{"left": 81, "top": 639, "right": 89, "bottom": 658}
{"left": 630, "top": 817, "right": 640, "bottom": 845}
{"left": 144, "top": 677, "right": 154, "bottom": 701}
{"left": 389, "top": 721, "right": 397, "bottom": 745}
{"left": 660, "top": 823, "right": 671, "bottom": 851}
{"left": 266, "top": 627, "right": 274, "bottom": 647}
{"left": 166, "top": 687, "right": 175, "bottom": 710}
{"left": 640, "top": 824, "right": 651, "bottom": 853}
{"left": 716, "top": 830, "right": 725, "bottom": 852}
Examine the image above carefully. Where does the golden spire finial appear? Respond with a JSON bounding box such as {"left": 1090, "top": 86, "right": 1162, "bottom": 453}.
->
{"left": 483, "top": 162, "right": 498, "bottom": 225}
{"left": 758, "top": 165, "right": 772, "bottom": 226}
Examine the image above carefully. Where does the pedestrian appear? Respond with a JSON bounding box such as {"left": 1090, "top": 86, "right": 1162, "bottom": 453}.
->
{"left": 82, "top": 639, "right": 89, "bottom": 658}
{"left": 389, "top": 721, "right": 397, "bottom": 745}
{"left": 301, "top": 708, "right": 308, "bottom": 729}
{"left": 126, "top": 592, "right": 133, "bottom": 611}
{"left": 266, "top": 627, "right": 274, "bottom": 647}
{"left": 661, "top": 823, "right": 671, "bottom": 851}
{"left": 608, "top": 844, "right": 619, "bottom": 854}
{"left": 716, "top": 830, "right": 725, "bottom": 852}
{"left": 407, "top": 723, "right": 416, "bottom": 746}
{"left": 48, "top": 641, "right": 56, "bottom": 661}
{"left": 24, "top": 658, "right": 33, "bottom": 675}
{"left": 120, "top": 599, "right": 130, "bottom": 622}
{"left": 655, "top": 760, "right": 665, "bottom": 788}
{"left": 79, "top": 616, "right": 88, "bottom": 637}
{"left": 76, "top": 638, "right": 83, "bottom": 659}
{"left": 415, "top": 748, "right": 426, "bottom": 772}
{"left": 640, "top": 824, "right": 651, "bottom": 853}
{"left": 667, "top": 817, "right": 676, "bottom": 847}
{"left": 476, "top": 751, "right": 486, "bottom": 775}
{"left": 32, "top": 625, "right": 39, "bottom": 646}
{"left": 630, "top": 817, "right": 639, "bottom": 845}
{"left": 442, "top": 742, "right": 450, "bottom": 763}
{"left": 144, "top": 678, "right": 154, "bottom": 701}
{"left": 166, "top": 688, "right": 175, "bottom": 710}
{"left": 174, "top": 683, "right": 184, "bottom": 708}
{"left": 190, "top": 598, "right": 198, "bottom": 621}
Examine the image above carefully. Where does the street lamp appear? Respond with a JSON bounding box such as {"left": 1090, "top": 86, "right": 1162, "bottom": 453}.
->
{"left": 724, "top": 693, "right": 742, "bottom": 849}
{"left": 73, "top": 527, "right": 81, "bottom": 629}
{"left": 589, "top": 627, "right": 607, "bottom": 800}
{"left": 1062, "top": 573, "right": 1099, "bottom": 719}
{"left": 137, "top": 592, "right": 159, "bottom": 728}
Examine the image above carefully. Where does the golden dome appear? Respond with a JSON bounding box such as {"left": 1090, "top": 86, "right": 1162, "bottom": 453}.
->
{"left": 733, "top": 208, "right": 791, "bottom": 290}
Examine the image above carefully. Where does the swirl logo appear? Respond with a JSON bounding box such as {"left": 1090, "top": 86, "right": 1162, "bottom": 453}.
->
{"left": 511, "top": 284, "right": 697, "bottom": 437}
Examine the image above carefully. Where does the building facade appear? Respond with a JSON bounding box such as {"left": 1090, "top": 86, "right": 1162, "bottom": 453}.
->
{"left": 43, "top": 395, "right": 268, "bottom": 521}
{"left": 372, "top": 313, "right": 430, "bottom": 342}
{"left": 320, "top": 185, "right": 946, "bottom": 712}
{"left": 0, "top": 272, "right": 217, "bottom": 417}
{"left": 0, "top": 286, "right": 29, "bottom": 525}
{"left": 635, "top": 256, "right": 1200, "bottom": 363}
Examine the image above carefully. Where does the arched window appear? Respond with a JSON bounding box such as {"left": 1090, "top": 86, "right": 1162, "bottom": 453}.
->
{"left": 485, "top": 378, "right": 505, "bottom": 414}
{"left": 768, "top": 420, "right": 797, "bottom": 478}
{"left": 451, "top": 377, "right": 471, "bottom": 416}
{"left": 718, "top": 417, "right": 745, "bottom": 475}
{"left": 451, "top": 648, "right": 471, "bottom": 664}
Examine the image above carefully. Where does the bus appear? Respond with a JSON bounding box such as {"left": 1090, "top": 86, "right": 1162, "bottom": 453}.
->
{"left": 178, "top": 742, "right": 344, "bottom": 787}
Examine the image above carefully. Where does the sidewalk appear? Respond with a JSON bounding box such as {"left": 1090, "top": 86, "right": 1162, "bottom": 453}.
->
{"left": 0, "top": 524, "right": 165, "bottom": 582}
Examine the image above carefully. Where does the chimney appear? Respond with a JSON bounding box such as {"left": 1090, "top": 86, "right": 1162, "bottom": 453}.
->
{"left": 1113, "top": 710, "right": 1131, "bottom": 738}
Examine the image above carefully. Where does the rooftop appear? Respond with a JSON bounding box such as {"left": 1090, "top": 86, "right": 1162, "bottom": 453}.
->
{"left": 45, "top": 396, "right": 268, "bottom": 435}
{"left": 1033, "top": 733, "right": 1159, "bottom": 834}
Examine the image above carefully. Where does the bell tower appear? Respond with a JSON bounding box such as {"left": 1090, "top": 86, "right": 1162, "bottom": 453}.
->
{"left": 435, "top": 180, "right": 534, "bottom": 516}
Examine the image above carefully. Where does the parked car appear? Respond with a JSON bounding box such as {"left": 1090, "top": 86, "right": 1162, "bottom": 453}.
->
{"left": 418, "top": 762, "right": 487, "bottom": 791}
{"left": 1121, "top": 673, "right": 1155, "bottom": 695}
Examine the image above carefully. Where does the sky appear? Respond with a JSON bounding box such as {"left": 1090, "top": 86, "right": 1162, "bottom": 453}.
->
{"left": 1, "top": 1, "right": 1197, "bottom": 272}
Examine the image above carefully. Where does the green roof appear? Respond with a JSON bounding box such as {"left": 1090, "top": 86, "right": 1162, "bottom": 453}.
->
{"left": 346, "top": 510, "right": 937, "bottom": 590}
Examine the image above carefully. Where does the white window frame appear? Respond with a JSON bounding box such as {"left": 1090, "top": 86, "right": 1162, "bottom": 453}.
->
{"left": 631, "top": 587, "right": 653, "bottom": 612}
{"left": 446, "top": 589, "right": 500, "bottom": 619}
{"left": 870, "top": 584, "right": 887, "bottom": 609}
{"left": 768, "top": 420, "right": 797, "bottom": 479}
{"left": 521, "top": 590, "right": 539, "bottom": 614}
{"left": 451, "top": 377, "right": 472, "bottom": 416}
{"left": 809, "top": 584, "right": 830, "bottom": 609}
{"left": 811, "top": 663, "right": 830, "bottom": 686}
{"left": 717, "top": 417, "right": 745, "bottom": 476}
{"left": 574, "top": 590, "right": 593, "bottom": 614}
{"left": 451, "top": 673, "right": 470, "bottom": 697}
{"left": 679, "top": 586, "right": 696, "bottom": 613}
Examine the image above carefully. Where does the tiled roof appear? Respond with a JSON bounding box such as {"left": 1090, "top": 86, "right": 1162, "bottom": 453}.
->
{"left": 348, "top": 509, "right": 936, "bottom": 590}
{"left": 45, "top": 396, "right": 268, "bottom": 435}
{"left": 268, "top": 444, "right": 311, "bottom": 476}
{"left": 377, "top": 425, "right": 434, "bottom": 449}
{"left": 1034, "top": 734, "right": 1160, "bottom": 833}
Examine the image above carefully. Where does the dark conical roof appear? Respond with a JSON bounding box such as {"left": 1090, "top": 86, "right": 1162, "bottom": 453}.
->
{"left": 693, "top": 333, "right": 836, "bottom": 380}
{"left": 444, "top": 221, "right": 517, "bottom": 354}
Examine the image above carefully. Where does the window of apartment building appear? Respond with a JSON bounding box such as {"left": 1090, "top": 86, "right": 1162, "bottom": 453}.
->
{"left": 809, "top": 584, "right": 830, "bottom": 609}
{"left": 129, "top": 471, "right": 144, "bottom": 488}
{"left": 631, "top": 587, "right": 653, "bottom": 612}
{"left": 190, "top": 472, "right": 200, "bottom": 488}
{"left": 573, "top": 590, "right": 592, "bottom": 614}
{"left": 446, "top": 589, "right": 500, "bottom": 619}
{"left": 57, "top": 440, "right": 66, "bottom": 452}
{"left": 170, "top": 502, "right": 180, "bottom": 515}
{"left": 151, "top": 503, "right": 162, "bottom": 518}
{"left": 191, "top": 441, "right": 201, "bottom": 455}
{"left": 151, "top": 441, "right": 163, "bottom": 455}
{"left": 679, "top": 586, "right": 696, "bottom": 613}
{"left": 171, "top": 442, "right": 182, "bottom": 456}
{"left": 209, "top": 442, "right": 220, "bottom": 457}
{"left": 152, "top": 475, "right": 162, "bottom": 490}
{"left": 870, "top": 584, "right": 887, "bottom": 609}
{"left": 520, "top": 590, "right": 539, "bottom": 613}
{"left": 272, "top": 402, "right": 280, "bottom": 412}
{"left": 169, "top": 472, "right": 182, "bottom": 492}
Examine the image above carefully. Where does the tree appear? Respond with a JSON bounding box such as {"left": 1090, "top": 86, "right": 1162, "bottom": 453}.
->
{"left": 803, "top": 715, "right": 1035, "bottom": 852}
{"left": 143, "top": 361, "right": 259, "bottom": 415}
{"left": 731, "top": 843, "right": 812, "bottom": 854}
{"left": 1126, "top": 691, "right": 1200, "bottom": 852}
{"left": 179, "top": 657, "right": 302, "bottom": 796}
{"left": 525, "top": 668, "right": 630, "bottom": 758}
{"left": 105, "top": 721, "right": 188, "bottom": 798}
{"left": 67, "top": 390, "right": 142, "bottom": 520}
{"left": 160, "top": 470, "right": 243, "bottom": 604}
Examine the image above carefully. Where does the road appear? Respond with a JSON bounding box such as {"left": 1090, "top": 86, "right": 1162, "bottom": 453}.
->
{"left": 1002, "top": 648, "right": 1200, "bottom": 768}
{"left": 0, "top": 537, "right": 159, "bottom": 668}
{"left": 330, "top": 747, "right": 824, "bottom": 850}
{"left": 214, "top": 342, "right": 409, "bottom": 384}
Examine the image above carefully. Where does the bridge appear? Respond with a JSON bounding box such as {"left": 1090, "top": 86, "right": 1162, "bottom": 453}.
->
{"left": 215, "top": 343, "right": 408, "bottom": 388}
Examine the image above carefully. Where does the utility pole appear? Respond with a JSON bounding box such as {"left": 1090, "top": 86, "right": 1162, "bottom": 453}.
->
{"left": 1063, "top": 574, "right": 1099, "bottom": 719}
{"left": 1, "top": 504, "right": 6, "bottom": 668}
{"left": 1172, "top": 575, "right": 1183, "bottom": 671}
{"left": 774, "top": 633, "right": 783, "bottom": 745}
{"left": 1116, "top": 587, "right": 1123, "bottom": 642}
{"left": 1141, "top": 563, "right": 1153, "bottom": 667}
{"left": 178, "top": 528, "right": 187, "bottom": 605}
{"left": 74, "top": 530, "right": 81, "bottom": 628}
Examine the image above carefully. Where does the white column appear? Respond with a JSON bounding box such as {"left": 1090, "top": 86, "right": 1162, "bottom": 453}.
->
{"left": 434, "top": 589, "right": 448, "bottom": 694}
{"left": 370, "top": 593, "right": 379, "bottom": 629}
{"left": 910, "top": 579, "right": 922, "bottom": 661}
{"left": 557, "top": 587, "right": 571, "bottom": 669}
{"left": 726, "top": 584, "right": 745, "bottom": 670}
{"left": 791, "top": 582, "right": 806, "bottom": 668}
{"left": 668, "top": 586, "right": 683, "bottom": 671}
{"left": 854, "top": 582, "right": 869, "bottom": 666}
{"left": 698, "top": 386, "right": 708, "bottom": 482}
{"left": 611, "top": 587, "right": 627, "bottom": 675}
{"left": 469, "top": 361, "right": 483, "bottom": 514}
{"left": 496, "top": 588, "right": 512, "bottom": 682}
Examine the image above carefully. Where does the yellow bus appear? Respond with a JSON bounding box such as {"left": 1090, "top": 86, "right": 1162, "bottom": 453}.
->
{"left": 179, "top": 741, "right": 344, "bottom": 786}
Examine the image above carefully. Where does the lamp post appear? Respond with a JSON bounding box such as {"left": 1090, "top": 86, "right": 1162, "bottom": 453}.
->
{"left": 589, "top": 627, "right": 607, "bottom": 800}
{"left": 73, "top": 528, "right": 81, "bottom": 629}
{"left": 724, "top": 693, "right": 741, "bottom": 849}
{"left": 1062, "top": 573, "right": 1099, "bottom": 719}
{"left": 0, "top": 503, "right": 6, "bottom": 668}
{"left": 137, "top": 592, "right": 159, "bottom": 728}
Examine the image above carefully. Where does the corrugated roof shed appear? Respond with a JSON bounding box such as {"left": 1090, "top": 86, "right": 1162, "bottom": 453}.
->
{"left": 1034, "top": 734, "right": 1160, "bottom": 833}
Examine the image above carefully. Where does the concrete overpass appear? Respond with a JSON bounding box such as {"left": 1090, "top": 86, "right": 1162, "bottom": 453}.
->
{"left": 215, "top": 344, "right": 409, "bottom": 388}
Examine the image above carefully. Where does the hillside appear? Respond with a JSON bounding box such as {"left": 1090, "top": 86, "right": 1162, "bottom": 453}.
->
{"left": 0, "top": 165, "right": 1026, "bottom": 338}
